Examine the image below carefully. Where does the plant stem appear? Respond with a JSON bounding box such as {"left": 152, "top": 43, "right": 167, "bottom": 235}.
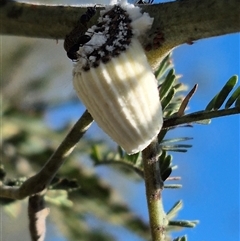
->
{"left": 1, "top": 0, "right": 239, "bottom": 70}
{"left": 142, "top": 140, "right": 168, "bottom": 241}
{"left": 163, "top": 107, "right": 240, "bottom": 129}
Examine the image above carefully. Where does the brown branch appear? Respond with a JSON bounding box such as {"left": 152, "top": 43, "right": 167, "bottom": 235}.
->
{"left": 0, "top": 0, "right": 102, "bottom": 39}
{"left": 0, "top": 0, "right": 239, "bottom": 69}
{"left": 0, "top": 110, "right": 93, "bottom": 200}
{"left": 143, "top": 0, "right": 240, "bottom": 68}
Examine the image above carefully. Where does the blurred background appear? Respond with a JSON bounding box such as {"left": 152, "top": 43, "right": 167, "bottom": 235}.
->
{"left": 1, "top": 0, "right": 239, "bottom": 241}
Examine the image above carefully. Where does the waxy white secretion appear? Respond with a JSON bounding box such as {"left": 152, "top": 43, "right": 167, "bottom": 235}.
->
{"left": 73, "top": 2, "right": 163, "bottom": 154}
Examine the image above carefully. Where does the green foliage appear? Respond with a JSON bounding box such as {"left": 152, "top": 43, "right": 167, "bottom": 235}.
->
{"left": 206, "top": 75, "right": 239, "bottom": 110}
{"left": 173, "top": 236, "right": 187, "bottom": 241}
{"left": 157, "top": 54, "right": 188, "bottom": 117}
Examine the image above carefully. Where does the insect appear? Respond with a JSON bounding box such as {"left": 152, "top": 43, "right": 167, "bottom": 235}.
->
{"left": 73, "top": 4, "right": 162, "bottom": 154}
{"left": 64, "top": 6, "right": 97, "bottom": 61}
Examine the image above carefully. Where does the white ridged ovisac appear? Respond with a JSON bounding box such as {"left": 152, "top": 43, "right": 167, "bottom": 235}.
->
{"left": 73, "top": 38, "right": 163, "bottom": 154}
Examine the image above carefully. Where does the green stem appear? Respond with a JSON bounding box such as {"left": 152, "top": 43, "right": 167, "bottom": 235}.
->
{"left": 163, "top": 107, "right": 240, "bottom": 129}
{"left": 142, "top": 140, "right": 168, "bottom": 241}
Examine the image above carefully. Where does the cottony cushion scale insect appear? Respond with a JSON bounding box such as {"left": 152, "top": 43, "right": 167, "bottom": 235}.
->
{"left": 71, "top": 2, "right": 163, "bottom": 154}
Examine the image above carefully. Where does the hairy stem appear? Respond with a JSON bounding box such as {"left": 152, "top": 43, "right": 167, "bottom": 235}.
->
{"left": 142, "top": 140, "right": 168, "bottom": 241}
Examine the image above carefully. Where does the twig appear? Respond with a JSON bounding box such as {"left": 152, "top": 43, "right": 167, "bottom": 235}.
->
{"left": 28, "top": 194, "right": 50, "bottom": 241}
{"left": 142, "top": 140, "right": 168, "bottom": 241}
{"left": 163, "top": 107, "right": 240, "bottom": 129}
{"left": 0, "top": 110, "right": 93, "bottom": 199}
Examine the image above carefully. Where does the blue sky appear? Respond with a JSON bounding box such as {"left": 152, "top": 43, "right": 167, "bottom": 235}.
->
{"left": 165, "top": 33, "right": 239, "bottom": 240}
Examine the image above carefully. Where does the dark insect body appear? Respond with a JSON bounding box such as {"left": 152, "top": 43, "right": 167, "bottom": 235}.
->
{"left": 81, "top": 5, "right": 133, "bottom": 69}
{"left": 79, "top": 6, "right": 96, "bottom": 24}
{"left": 64, "top": 6, "right": 97, "bottom": 61}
